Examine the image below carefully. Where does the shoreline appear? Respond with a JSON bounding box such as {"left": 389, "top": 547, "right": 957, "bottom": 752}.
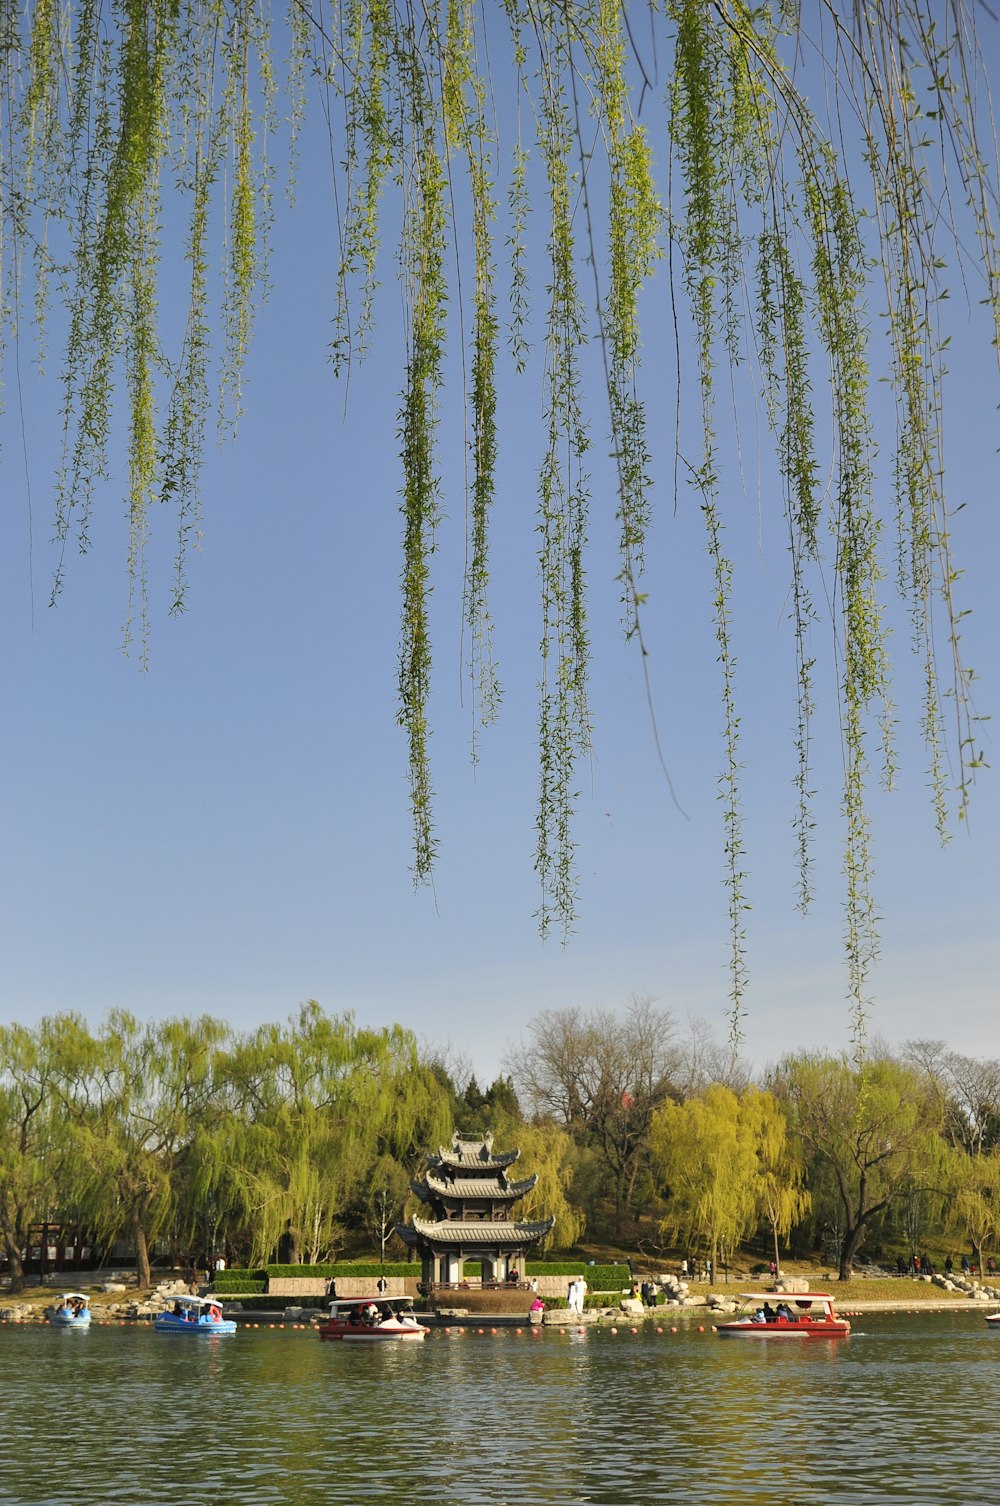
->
{"left": 836, "top": 1297, "right": 993, "bottom": 1312}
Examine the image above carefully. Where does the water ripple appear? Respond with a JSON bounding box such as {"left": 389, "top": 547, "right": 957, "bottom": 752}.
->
{"left": 0, "top": 1312, "right": 995, "bottom": 1505}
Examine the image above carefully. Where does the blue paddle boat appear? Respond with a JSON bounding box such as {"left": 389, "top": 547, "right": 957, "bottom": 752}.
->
{"left": 49, "top": 1293, "right": 92, "bottom": 1327}
{"left": 154, "top": 1294, "right": 237, "bottom": 1334}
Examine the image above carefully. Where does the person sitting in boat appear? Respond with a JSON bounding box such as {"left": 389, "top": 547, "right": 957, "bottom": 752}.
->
{"left": 752, "top": 1309, "right": 767, "bottom": 1323}
{"left": 364, "top": 1303, "right": 380, "bottom": 1326}
{"left": 762, "top": 1302, "right": 776, "bottom": 1322}
{"left": 775, "top": 1302, "right": 795, "bottom": 1321}
{"left": 173, "top": 1301, "right": 184, "bottom": 1316}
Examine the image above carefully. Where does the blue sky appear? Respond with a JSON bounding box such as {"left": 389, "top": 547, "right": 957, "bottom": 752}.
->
{"left": 1, "top": 29, "right": 997, "bottom": 1086}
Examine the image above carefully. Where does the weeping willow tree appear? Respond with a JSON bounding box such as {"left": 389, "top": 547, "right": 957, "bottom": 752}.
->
{"left": 53, "top": 1011, "right": 229, "bottom": 1288}
{"left": 203, "top": 1005, "right": 452, "bottom": 1267}
{"left": 1, "top": 2, "right": 996, "bottom": 1047}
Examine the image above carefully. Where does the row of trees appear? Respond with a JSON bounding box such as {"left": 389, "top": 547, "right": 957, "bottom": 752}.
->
{"left": 510, "top": 1008, "right": 1000, "bottom": 1280}
{"left": 0, "top": 1003, "right": 588, "bottom": 1291}
{"left": 0, "top": 1006, "right": 443, "bottom": 1288}
{"left": 2, "top": 1002, "right": 998, "bottom": 1291}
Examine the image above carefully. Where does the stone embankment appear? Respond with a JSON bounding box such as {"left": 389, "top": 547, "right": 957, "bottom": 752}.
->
{"left": 1, "top": 1277, "right": 193, "bottom": 1325}
{"left": 846, "top": 1271, "right": 1000, "bottom": 1312}
{"left": 5, "top": 1268, "right": 998, "bottom": 1325}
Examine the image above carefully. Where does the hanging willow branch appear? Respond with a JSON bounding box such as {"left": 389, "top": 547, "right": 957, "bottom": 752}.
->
{"left": 1, "top": 0, "right": 996, "bottom": 1041}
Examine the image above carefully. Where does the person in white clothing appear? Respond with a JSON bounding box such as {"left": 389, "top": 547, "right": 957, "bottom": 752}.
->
{"left": 567, "top": 1277, "right": 587, "bottom": 1316}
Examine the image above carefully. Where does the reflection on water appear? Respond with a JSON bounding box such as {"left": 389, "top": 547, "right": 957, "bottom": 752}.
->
{"left": 0, "top": 1312, "right": 996, "bottom": 1505}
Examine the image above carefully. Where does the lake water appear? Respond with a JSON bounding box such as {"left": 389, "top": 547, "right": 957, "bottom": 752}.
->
{"left": 0, "top": 1309, "right": 996, "bottom": 1505}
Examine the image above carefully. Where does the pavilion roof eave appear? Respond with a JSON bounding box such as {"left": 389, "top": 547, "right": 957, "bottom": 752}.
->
{"left": 408, "top": 1216, "right": 555, "bottom": 1247}
{"left": 420, "top": 1172, "right": 538, "bottom": 1201}
{"left": 428, "top": 1149, "right": 520, "bottom": 1173}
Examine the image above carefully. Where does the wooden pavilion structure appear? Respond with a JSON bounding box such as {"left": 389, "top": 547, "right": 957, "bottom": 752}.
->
{"left": 397, "top": 1131, "right": 554, "bottom": 1290}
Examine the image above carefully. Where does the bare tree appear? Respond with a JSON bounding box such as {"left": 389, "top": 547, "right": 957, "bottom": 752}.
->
{"left": 507, "top": 997, "right": 680, "bottom": 1231}
{"left": 904, "top": 1041, "right": 1000, "bottom": 1157}
{"left": 673, "top": 1016, "right": 751, "bottom": 1098}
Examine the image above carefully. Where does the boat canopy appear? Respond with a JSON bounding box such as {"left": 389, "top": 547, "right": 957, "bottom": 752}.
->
{"left": 737, "top": 1293, "right": 836, "bottom": 1303}
{"left": 329, "top": 1297, "right": 413, "bottom": 1310}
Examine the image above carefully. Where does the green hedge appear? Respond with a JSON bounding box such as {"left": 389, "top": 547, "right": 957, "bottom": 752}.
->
{"left": 213, "top": 1260, "right": 629, "bottom": 1289}
{"left": 220, "top": 1295, "right": 325, "bottom": 1314}
{"left": 262, "top": 1262, "right": 417, "bottom": 1279}
{"left": 527, "top": 1263, "right": 630, "bottom": 1286}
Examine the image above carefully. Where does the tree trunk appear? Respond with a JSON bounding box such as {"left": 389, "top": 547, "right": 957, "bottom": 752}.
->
{"left": 2, "top": 1231, "right": 25, "bottom": 1293}
{"left": 134, "top": 1224, "right": 152, "bottom": 1289}
{"left": 612, "top": 1170, "right": 627, "bottom": 1237}
{"left": 277, "top": 1222, "right": 300, "bottom": 1264}
{"left": 838, "top": 1220, "right": 868, "bottom": 1280}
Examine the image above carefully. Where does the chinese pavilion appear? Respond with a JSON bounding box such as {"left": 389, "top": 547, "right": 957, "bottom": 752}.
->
{"left": 397, "top": 1131, "right": 554, "bottom": 1288}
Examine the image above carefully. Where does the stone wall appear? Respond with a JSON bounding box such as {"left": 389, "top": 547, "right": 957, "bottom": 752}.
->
{"left": 266, "top": 1276, "right": 418, "bottom": 1298}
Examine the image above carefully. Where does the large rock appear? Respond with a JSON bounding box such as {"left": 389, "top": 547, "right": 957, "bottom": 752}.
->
{"left": 155, "top": 1279, "right": 190, "bottom": 1297}
{"left": 0, "top": 1305, "right": 35, "bottom": 1323}
{"left": 545, "top": 1307, "right": 599, "bottom": 1326}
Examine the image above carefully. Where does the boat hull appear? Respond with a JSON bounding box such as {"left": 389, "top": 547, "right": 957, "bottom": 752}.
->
{"left": 318, "top": 1323, "right": 427, "bottom": 1342}
{"left": 48, "top": 1313, "right": 91, "bottom": 1328}
{"left": 717, "top": 1319, "right": 850, "bottom": 1338}
{"left": 154, "top": 1315, "right": 237, "bottom": 1335}
{"left": 318, "top": 1297, "right": 429, "bottom": 1341}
